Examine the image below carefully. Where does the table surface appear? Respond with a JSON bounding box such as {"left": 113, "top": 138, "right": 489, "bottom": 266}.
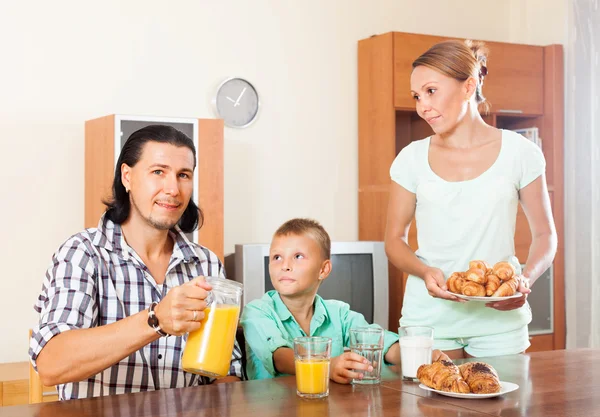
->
{"left": 1, "top": 349, "right": 599, "bottom": 417}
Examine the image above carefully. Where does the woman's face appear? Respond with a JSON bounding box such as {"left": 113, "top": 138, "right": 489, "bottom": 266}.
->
{"left": 410, "top": 65, "right": 473, "bottom": 135}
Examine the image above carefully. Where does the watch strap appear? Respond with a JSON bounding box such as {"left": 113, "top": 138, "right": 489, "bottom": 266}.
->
{"left": 147, "top": 302, "right": 169, "bottom": 337}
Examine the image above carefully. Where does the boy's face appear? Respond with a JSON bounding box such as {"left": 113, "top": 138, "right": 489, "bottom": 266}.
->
{"left": 269, "top": 233, "right": 331, "bottom": 299}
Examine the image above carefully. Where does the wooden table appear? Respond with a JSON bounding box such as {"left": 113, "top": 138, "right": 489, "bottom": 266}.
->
{"left": 1, "top": 349, "right": 599, "bottom": 416}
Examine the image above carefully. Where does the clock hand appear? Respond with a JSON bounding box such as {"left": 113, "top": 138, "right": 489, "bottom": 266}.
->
{"left": 226, "top": 96, "right": 236, "bottom": 103}
{"left": 234, "top": 87, "right": 247, "bottom": 107}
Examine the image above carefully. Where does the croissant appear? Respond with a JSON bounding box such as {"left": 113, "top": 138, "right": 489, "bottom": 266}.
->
{"left": 485, "top": 274, "right": 502, "bottom": 296}
{"left": 458, "top": 362, "right": 501, "bottom": 394}
{"left": 485, "top": 268, "right": 494, "bottom": 276}
{"left": 469, "top": 260, "right": 491, "bottom": 272}
{"left": 447, "top": 272, "right": 466, "bottom": 294}
{"left": 491, "top": 276, "right": 519, "bottom": 297}
{"left": 417, "top": 360, "right": 470, "bottom": 393}
{"left": 465, "top": 268, "right": 487, "bottom": 285}
{"left": 492, "top": 262, "right": 516, "bottom": 281}
{"left": 461, "top": 281, "right": 486, "bottom": 297}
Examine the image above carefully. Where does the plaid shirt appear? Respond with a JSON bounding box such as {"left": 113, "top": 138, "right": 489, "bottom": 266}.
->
{"left": 29, "top": 216, "right": 244, "bottom": 400}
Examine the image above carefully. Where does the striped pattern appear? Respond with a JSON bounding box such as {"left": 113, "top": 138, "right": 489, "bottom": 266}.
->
{"left": 29, "top": 216, "right": 244, "bottom": 400}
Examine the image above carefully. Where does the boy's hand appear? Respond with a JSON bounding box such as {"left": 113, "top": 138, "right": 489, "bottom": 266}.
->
{"left": 432, "top": 349, "right": 450, "bottom": 362}
{"left": 329, "top": 352, "right": 373, "bottom": 384}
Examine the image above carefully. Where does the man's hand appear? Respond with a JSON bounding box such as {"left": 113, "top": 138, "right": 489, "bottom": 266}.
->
{"left": 154, "top": 276, "right": 212, "bottom": 336}
{"left": 329, "top": 352, "right": 373, "bottom": 384}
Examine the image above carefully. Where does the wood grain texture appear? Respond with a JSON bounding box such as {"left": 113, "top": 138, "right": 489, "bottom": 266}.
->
{"left": 527, "top": 334, "right": 555, "bottom": 352}
{"left": 84, "top": 115, "right": 115, "bottom": 228}
{"left": 28, "top": 330, "right": 42, "bottom": 405}
{"left": 392, "top": 32, "right": 446, "bottom": 109}
{"left": 197, "top": 119, "right": 224, "bottom": 260}
{"left": 384, "top": 349, "right": 600, "bottom": 417}
{"left": 2, "top": 350, "right": 599, "bottom": 416}
{"left": 358, "top": 33, "right": 396, "bottom": 188}
{"left": 542, "top": 45, "right": 565, "bottom": 350}
{"left": 483, "top": 42, "right": 545, "bottom": 115}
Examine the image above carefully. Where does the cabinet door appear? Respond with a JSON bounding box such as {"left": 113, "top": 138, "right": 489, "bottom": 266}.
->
{"left": 483, "top": 42, "right": 544, "bottom": 115}
{"left": 527, "top": 334, "right": 554, "bottom": 352}
{"left": 393, "top": 32, "right": 446, "bottom": 109}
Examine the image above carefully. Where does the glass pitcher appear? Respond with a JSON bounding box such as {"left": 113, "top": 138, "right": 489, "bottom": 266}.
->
{"left": 181, "top": 276, "right": 243, "bottom": 377}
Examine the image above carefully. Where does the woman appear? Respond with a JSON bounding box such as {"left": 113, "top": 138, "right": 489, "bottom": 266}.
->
{"left": 385, "top": 40, "right": 557, "bottom": 359}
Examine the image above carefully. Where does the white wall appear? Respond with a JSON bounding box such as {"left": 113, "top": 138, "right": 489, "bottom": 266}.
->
{"left": 0, "top": 0, "right": 564, "bottom": 363}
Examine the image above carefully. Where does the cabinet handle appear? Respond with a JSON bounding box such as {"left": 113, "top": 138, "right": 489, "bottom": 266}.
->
{"left": 497, "top": 109, "right": 524, "bottom": 114}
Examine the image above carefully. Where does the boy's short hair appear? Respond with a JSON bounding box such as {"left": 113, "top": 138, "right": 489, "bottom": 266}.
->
{"left": 274, "top": 218, "right": 331, "bottom": 260}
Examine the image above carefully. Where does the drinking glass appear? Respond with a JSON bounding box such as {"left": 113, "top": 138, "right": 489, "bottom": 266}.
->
{"left": 293, "top": 336, "right": 332, "bottom": 399}
{"left": 398, "top": 326, "right": 434, "bottom": 380}
{"left": 349, "top": 327, "right": 384, "bottom": 384}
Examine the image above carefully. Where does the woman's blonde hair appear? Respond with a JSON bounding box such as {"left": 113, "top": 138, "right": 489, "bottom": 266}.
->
{"left": 412, "top": 39, "right": 489, "bottom": 111}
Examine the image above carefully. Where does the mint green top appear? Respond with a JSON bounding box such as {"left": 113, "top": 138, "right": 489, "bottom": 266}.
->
{"left": 390, "top": 130, "right": 543, "bottom": 338}
{"left": 240, "top": 291, "right": 399, "bottom": 380}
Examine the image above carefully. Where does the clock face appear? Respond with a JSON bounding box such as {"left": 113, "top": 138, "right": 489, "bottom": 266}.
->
{"left": 215, "top": 78, "right": 259, "bottom": 128}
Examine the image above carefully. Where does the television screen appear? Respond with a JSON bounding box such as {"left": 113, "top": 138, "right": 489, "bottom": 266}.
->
{"left": 264, "top": 254, "right": 375, "bottom": 323}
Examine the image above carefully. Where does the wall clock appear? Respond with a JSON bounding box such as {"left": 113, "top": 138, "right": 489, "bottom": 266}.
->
{"left": 214, "top": 77, "right": 260, "bottom": 128}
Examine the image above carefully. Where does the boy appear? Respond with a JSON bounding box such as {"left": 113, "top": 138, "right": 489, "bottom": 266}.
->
{"left": 240, "top": 218, "right": 447, "bottom": 383}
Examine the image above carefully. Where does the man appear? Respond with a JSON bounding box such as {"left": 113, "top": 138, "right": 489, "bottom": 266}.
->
{"left": 29, "top": 125, "right": 243, "bottom": 400}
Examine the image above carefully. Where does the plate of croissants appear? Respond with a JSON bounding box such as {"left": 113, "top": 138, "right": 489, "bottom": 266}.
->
{"left": 446, "top": 260, "right": 523, "bottom": 301}
{"left": 417, "top": 359, "right": 519, "bottom": 399}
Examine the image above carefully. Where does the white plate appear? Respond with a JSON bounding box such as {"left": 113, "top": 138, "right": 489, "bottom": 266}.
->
{"left": 418, "top": 381, "right": 519, "bottom": 399}
{"left": 447, "top": 291, "right": 523, "bottom": 302}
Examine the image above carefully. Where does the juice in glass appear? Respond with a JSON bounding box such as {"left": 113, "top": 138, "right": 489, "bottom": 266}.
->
{"left": 293, "top": 336, "right": 332, "bottom": 399}
{"left": 295, "top": 358, "right": 330, "bottom": 395}
{"left": 182, "top": 303, "right": 241, "bottom": 377}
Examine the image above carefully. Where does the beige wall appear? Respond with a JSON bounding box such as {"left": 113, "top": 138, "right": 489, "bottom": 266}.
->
{"left": 0, "top": 0, "right": 565, "bottom": 363}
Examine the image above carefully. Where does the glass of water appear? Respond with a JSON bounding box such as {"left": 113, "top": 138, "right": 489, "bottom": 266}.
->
{"left": 349, "top": 327, "right": 384, "bottom": 385}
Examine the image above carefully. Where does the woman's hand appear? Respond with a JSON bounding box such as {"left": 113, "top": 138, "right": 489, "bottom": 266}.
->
{"left": 486, "top": 275, "right": 531, "bottom": 311}
{"left": 422, "top": 267, "right": 465, "bottom": 302}
{"left": 432, "top": 349, "right": 450, "bottom": 362}
{"left": 329, "top": 352, "right": 373, "bottom": 384}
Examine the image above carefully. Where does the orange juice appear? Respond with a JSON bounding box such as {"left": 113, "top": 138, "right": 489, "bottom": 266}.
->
{"left": 295, "top": 358, "right": 330, "bottom": 395}
{"left": 182, "top": 304, "right": 240, "bottom": 377}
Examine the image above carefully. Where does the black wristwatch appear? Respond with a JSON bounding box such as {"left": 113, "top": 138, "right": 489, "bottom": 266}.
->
{"left": 147, "top": 302, "right": 169, "bottom": 337}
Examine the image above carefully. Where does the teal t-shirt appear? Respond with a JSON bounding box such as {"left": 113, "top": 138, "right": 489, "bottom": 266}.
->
{"left": 240, "top": 291, "right": 399, "bottom": 380}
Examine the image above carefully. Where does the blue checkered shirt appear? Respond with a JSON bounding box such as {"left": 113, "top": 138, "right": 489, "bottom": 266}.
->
{"left": 29, "top": 216, "right": 244, "bottom": 400}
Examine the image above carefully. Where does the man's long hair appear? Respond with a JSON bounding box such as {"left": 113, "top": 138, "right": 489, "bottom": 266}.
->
{"left": 103, "top": 124, "right": 203, "bottom": 233}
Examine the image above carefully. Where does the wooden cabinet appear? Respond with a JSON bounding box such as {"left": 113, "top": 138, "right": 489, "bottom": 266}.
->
{"left": 391, "top": 32, "right": 544, "bottom": 115}
{"left": 483, "top": 42, "right": 544, "bottom": 115}
{"left": 393, "top": 32, "right": 445, "bottom": 109}
{"left": 358, "top": 32, "right": 564, "bottom": 351}
{"left": 528, "top": 334, "right": 555, "bottom": 353}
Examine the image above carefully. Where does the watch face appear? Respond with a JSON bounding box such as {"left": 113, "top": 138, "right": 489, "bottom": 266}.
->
{"left": 215, "top": 78, "right": 259, "bottom": 128}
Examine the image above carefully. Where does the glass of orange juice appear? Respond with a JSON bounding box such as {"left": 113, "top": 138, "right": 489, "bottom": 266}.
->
{"left": 293, "top": 336, "right": 332, "bottom": 399}
{"left": 181, "top": 277, "right": 243, "bottom": 378}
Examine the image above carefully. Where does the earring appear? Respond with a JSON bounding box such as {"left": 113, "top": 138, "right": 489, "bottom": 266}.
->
{"left": 125, "top": 187, "right": 129, "bottom": 193}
